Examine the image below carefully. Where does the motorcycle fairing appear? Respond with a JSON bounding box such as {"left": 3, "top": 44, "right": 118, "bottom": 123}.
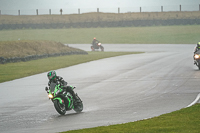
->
{"left": 53, "top": 97, "right": 63, "bottom": 104}
{"left": 65, "top": 92, "right": 73, "bottom": 108}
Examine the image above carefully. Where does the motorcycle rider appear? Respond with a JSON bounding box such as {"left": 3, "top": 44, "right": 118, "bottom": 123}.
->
{"left": 47, "top": 70, "right": 79, "bottom": 104}
{"left": 92, "top": 37, "right": 100, "bottom": 48}
{"left": 193, "top": 42, "right": 200, "bottom": 65}
{"left": 194, "top": 42, "right": 200, "bottom": 53}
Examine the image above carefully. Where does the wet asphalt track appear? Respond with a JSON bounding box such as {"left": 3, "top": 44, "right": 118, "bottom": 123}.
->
{"left": 0, "top": 44, "right": 200, "bottom": 133}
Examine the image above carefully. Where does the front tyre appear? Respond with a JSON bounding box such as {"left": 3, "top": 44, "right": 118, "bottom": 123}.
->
{"left": 74, "top": 102, "right": 83, "bottom": 113}
{"left": 195, "top": 60, "right": 200, "bottom": 70}
{"left": 100, "top": 46, "right": 104, "bottom": 51}
{"left": 73, "top": 94, "right": 83, "bottom": 113}
{"left": 198, "top": 65, "right": 200, "bottom": 70}
{"left": 54, "top": 100, "right": 66, "bottom": 115}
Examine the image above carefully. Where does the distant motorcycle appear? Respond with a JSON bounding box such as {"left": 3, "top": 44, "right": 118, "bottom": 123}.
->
{"left": 91, "top": 42, "right": 104, "bottom": 51}
{"left": 45, "top": 82, "right": 83, "bottom": 115}
{"left": 194, "top": 50, "right": 200, "bottom": 70}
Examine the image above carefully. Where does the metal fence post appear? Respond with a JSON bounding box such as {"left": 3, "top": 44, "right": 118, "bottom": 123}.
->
{"left": 2, "top": 4, "right": 200, "bottom": 15}
{"left": 78, "top": 8, "right": 80, "bottom": 14}
{"left": 60, "top": 9, "right": 63, "bottom": 15}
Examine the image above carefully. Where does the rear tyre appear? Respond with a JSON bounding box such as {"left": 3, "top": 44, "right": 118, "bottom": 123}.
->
{"left": 54, "top": 100, "right": 66, "bottom": 115}
{"left": 91, "top": 46, "right": 95, "bottom": 51}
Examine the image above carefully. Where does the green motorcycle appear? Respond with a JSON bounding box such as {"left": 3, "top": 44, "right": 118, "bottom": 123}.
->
{"left": 45, "top": 82, "right": 83, "bottom": 115}
{"left": 194, "top": 50, "right": 200, "bottom": 70}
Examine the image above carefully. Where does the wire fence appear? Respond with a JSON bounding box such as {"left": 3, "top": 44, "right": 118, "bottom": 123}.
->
{"left": 0, "top": 4, "right": 200, "bottom": 15}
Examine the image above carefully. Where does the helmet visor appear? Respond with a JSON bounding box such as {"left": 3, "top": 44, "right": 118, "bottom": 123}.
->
{"left": 48, "top": 75, "right": 54, "bottom": 80}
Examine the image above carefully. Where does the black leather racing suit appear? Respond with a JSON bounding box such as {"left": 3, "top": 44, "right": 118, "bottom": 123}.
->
{"left": 92, "top": 39, "right": 99, "bottom": 49}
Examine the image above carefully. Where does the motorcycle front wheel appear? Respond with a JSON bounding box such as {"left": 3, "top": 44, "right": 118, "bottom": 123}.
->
{"left": 54, "top": 100, "right": 66, "bottom": 115}
{"left": 74, "top": 102, "right": 83, "bottom": 113}
{"left": 100, "top": 46, "right": 104, "bottom": 51}
{"left": 73, "top": 94, "right": 83, "bottom": 113}
{"left": 197, "top": 65, "right": 200, "bottom": 70}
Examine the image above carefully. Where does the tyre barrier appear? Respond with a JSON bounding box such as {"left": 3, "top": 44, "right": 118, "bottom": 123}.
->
{"left": 0, "top": 51, "right": 88, "bottom": 64}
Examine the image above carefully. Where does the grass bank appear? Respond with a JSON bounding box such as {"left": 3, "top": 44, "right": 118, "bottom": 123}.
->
{"left": 0, "top": 25, "right": 199, "bottom": 44}
{"left": 63, "top": 104, "right": 200, "bottom": 133}
{"left": 1, "top": 12, "right": 200, "bottom": 24}
{"left": 0, "top": 40, "right": 86, "bottom": 58}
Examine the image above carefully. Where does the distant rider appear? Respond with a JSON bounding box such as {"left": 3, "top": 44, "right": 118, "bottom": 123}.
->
{"left": 92, "top": 37, "right": 100, "bottom": 48}
{"left": 47, "top": 71, "right": 79, "bottom": 103}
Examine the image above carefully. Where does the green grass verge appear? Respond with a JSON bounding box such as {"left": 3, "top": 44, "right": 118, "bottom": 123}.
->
{"left": 0, "top": 51, "right": 141, "bottom": 83}
{"left": 0, "top": 25, "right": 199, "bottom": 44}
{"left": 63, "top": 104, "right": 200, "bottom": 133}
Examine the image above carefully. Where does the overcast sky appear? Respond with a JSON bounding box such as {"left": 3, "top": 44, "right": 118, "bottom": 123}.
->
{"left": 0, "top": 0, "right": 199, "bottom": 14}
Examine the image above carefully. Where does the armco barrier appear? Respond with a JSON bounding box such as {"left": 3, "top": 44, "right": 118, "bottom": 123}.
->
{"left": 0, "top": 51, "right": 88, "bottom": 64}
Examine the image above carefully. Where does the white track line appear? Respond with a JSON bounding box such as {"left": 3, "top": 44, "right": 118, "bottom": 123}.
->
{"left": 186, "top": 93, "right": 200, "bottom": 108}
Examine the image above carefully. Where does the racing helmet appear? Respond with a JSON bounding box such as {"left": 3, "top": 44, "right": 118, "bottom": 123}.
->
{"left": 197, "top": 42, "right": 200, "bottom": 46}
{"left": 47, "top": 71, "right": 56, "bottom": 80}
{"left": 93, "top": 37, "right": 96, "bottom": 40}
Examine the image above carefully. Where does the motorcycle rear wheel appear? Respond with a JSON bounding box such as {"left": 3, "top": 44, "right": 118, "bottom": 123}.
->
{"left": 91, "top": 46, "right": 95, "bottom": 51}
{"left": 54, "top": 100, "right": 66, "bottom": 115}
